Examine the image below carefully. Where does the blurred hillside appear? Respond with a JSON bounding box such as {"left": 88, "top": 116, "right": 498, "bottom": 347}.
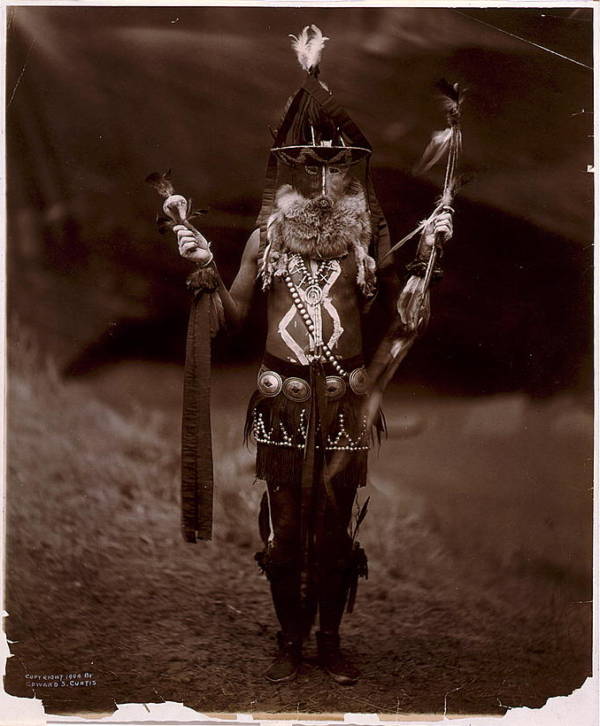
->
{"left": 6, "top": 6, "right": 594, "bottom": 395}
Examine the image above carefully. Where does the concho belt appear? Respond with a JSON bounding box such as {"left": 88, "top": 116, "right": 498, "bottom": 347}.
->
{"left": 257, "top": 365, "right": 369, "bottom": 401}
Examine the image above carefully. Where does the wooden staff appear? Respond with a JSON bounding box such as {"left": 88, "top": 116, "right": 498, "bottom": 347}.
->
{"left": 365, "top": 81, "right": 464, "bottom": 426}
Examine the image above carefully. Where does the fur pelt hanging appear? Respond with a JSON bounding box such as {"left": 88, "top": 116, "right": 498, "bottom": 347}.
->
{"left": 260, "top": 178, "right": 377, "bottom": 297}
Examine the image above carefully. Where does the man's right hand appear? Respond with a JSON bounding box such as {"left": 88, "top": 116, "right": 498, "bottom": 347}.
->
{"left": 398, "top": 275, "right": 430, "bottom": 334}
{"left": 173, "top": 224, "right": 213, "bottom": 265}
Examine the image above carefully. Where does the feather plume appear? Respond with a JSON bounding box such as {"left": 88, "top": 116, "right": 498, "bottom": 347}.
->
{"left": 384, "top": 218, "right": 428, "bottom": 258}
{"left": 289, "top": 26, "right": 311, "bottom": 72}
{"left": 289, "top": 24, "right": 329, "bottom": 74}
{"left": 436, "top": 78, "right": 464, "bottom": 125}
{"left": 145, "top": 170, "right": 174, "bottom": 198}
{"left": 413, "top": 80, "right": 463, "bottom": 176}
{"left": 413, "top": 128, "right": 452, "bottom": 175}
{"left": 352, "top": 496, "right": 370, "bottom": 541}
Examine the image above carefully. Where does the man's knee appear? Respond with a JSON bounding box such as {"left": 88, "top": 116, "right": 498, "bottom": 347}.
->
{"left": 317, "top": 530, "right": 354, "bottom": 574}
{"left": 255, "top": 536, "right": 300, "bottom": 581}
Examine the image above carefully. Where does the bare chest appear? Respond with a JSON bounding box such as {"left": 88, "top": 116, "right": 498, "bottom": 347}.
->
{"left": 265, "top": 253, "right": 363, "bottom": 364}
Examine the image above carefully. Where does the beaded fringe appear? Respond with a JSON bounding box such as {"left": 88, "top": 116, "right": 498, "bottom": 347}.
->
{"left": 245, "top": 388, "right": 384, "bottom": 487}
{"left": 244, "top": 387, "right": 381, "bottom": 448}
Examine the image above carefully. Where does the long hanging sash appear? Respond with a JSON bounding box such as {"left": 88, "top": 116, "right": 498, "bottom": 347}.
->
{"left": 145, "top": 172, "right": 217, "bottom": 544}
{"left": 298, "top": 360, "right": 320, "bottom": 631}
{"left": 282, "top": 262, "right": 343, "bottom": 631}
{"left": 298, "top": 359, "right": 335, "bottom": 632}
{"left": 181, "top": 291, "right": 214, "bottom": 542}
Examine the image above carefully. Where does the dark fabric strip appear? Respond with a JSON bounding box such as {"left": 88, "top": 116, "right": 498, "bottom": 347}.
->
{"left": 256, "top": 87, "right": 307, "bottom": 257}
{"left": 301, "top": 76, "right": 372, "bottom": 151}
{"left": 181, "top": 293, "right": 214, "bottom": 542}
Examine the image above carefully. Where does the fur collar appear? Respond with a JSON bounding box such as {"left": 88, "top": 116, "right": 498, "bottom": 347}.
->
{"left": 260, "top": 179, "right": 377, "bottom": 296}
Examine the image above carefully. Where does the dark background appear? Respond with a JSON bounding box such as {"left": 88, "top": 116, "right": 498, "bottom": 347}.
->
{"left": 6, "top": 5, "right": 594, "bottom": 396}
{"left": 4, "top": 5, "right": 595, "bottom": 717}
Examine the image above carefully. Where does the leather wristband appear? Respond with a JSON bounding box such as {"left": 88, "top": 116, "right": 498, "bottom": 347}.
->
{"left": 196, "top": 249, "right": 214, "bottom": 268}
{"left": 186, "top": 264, "right": 219, "bottom": 295}
{"left": 405, "top": 259, "right": 444, "bottom": 282}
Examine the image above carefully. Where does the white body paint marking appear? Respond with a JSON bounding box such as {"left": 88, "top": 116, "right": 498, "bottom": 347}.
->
{"left": 319, "top": 259, "right": 343, "bottom": 350}
{"left": 278, "top": 255, "right": 344, "bottom": 361}
{"left": 278, "top": 306, "right": 309, "bottom": 364}
{"left": 265, "top": 486, "right": 275, "bottom": 544}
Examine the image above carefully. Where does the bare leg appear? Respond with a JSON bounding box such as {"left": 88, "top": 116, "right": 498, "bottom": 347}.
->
{"left": 315, "top": 467, "right": 362, "bottom": 685}
{"left": 258, "top": 479, "right": 303, "bottom": 682}
{"left": 316, "top": 479, "right": 356, "bottom": 633}
{"left": 260, "top": 480, "right": 303, "bottom": 638}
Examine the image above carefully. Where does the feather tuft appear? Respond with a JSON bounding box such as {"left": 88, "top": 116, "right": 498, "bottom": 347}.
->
{"left": 413, "top": 128, "right": 452, "bottom": 175}
{"left": 145, "top": 170, "right": 174, "bottom": 198}
{"left": 352, "top": 496, "right": 370, "bottom": 540}
{"left": 289, "top": 24, "right": 329, "bottom": 74}
{"left": 436, "top": 78, "right": 464, "bottom": 125}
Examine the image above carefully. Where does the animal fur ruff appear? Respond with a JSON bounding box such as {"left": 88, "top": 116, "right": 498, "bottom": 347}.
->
{"left": 260, "top": 178, "right": 377, "bottom": 297}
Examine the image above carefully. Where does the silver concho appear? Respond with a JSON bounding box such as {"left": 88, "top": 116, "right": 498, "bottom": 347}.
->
{"left": 282, "top": 376, "right": 311, "bottom": 402}
{"left": 257, "top": 369, "right": 283, "bottom": 397}
{"left": 325, "top": 376, "right": 346, "bottom": 400}
{"left": 349, "top": 367, "right": 369, "bottom": 395}
{"left": 304, "top": 284, "right": 322, "bottom": 306}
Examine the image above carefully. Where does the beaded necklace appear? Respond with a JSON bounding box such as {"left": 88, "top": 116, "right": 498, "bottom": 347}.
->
{"left": 284, "top": 254, "right": 347, "bottom": 377}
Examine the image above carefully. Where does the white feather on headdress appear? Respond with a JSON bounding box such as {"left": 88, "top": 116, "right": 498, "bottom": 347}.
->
{"left": 289, "top": 24, "right": 329, "bottom": 74}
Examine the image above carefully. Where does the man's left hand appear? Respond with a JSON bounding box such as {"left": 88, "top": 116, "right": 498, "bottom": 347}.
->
{"left": 432, "top": 209, "right": 453, "bottom": 243}
{"left": 418, "top": 209, "right": 453, "bottom": 258}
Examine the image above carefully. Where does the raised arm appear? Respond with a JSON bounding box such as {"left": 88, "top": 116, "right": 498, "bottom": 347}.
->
{"left": 367, "top": 210, "right": 453, "bottom": 380}
{"left": 174, "top": 225, "right": 260, "bottom": 331}
{"left": 397, "top": 210, "right": 453, "bottom": 331}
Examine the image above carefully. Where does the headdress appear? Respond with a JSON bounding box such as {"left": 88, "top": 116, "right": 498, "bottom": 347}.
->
{"left": 255, "top": 25, "right": 392, "bottom": 268}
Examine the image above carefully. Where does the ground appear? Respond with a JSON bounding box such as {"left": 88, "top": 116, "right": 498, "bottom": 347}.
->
{"left": 4, "top": 333, "right": 593, "bottom": 718}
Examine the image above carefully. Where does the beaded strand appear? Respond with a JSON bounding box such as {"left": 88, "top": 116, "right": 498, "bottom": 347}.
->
{"left": 253, "top": 408, "right": 369, "bottom": 451}
{"left": 284, "top": 271, "right": 347, "bottom": 378}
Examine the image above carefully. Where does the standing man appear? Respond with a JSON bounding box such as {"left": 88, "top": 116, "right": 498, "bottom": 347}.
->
{"left": 173, "top": 26, "right": 452, "bottom": 685}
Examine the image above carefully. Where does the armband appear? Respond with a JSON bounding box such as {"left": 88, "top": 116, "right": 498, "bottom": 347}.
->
{"left": 405, "top": 259, "right": 444, "bottom": 282}
{"left": 186, "top": 264, "right": 219, "bottom": 295}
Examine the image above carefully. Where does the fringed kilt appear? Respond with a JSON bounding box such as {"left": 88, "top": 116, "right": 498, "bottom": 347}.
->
{"left": 244, "top": 353, "right": 384, "bottom": 488}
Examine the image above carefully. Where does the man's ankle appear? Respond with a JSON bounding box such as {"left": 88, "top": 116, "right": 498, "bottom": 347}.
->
{"left": 264, "top": 632, "right": 302, "bottom": 684}
{"left": 316, "top": 630, "right": 360, "bottom": 686}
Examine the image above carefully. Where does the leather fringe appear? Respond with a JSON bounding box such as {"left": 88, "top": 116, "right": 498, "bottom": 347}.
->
{"left": 245, "top": 383, "right": 384, "bottom": 489}
{"left": 255, "top": 443, "right": 368, "bottom": 489}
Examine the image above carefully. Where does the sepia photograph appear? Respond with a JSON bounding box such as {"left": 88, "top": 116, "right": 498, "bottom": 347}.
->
{"left": 2, "top": 2, "right": 596, "bottom": 721}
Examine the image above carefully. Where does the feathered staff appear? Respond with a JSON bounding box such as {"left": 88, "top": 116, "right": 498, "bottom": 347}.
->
{"left": 364, "top": 81, "right": 464, "bottom": 427}
{"left": 346, "top": 496, "right": 370, "bottom": 614}
{"left": 145, "top": 169, "right": 209, "bottom": 252}
{"left": 145, "top": 170, "right": 223, "bottom": 333}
